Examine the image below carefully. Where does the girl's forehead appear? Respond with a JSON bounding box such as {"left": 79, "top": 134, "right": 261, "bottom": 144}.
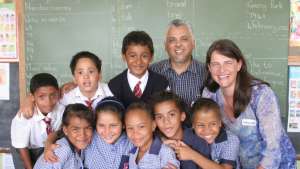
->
{"left": 194, "top": 110, "right": 220, "bottom": 120}
{"left": 97, "top": 110, "right": 122, "bottom": 121}
{"left": 67, "top": 116, "right": 91, "bottom": 127}
{"left": 125, "top": 109, "right": 152, "bottom": 122}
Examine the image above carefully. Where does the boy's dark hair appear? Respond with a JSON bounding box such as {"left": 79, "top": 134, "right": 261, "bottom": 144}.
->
{"left": 30, "top": 73, "right": 59, "bottom": 94}
{"left": 149, "top": 91, "right": 191, "bottom": 127}
{"left": 191, "top": 98, "right": 221, "bottom": 120}
{"left": 122, "top": 31, "right": 154, "bottom": 55}
{"left": 125, "top": 101, "right": 153, "bottom": 120}
{"left": 70, "top": 51, "right": 102, "bottom": 75}
{"left": 150, "top": 91, "right": 186, "bottom": 113}
{"left": 95, "top": 96, "right": 125, "bottom": 123}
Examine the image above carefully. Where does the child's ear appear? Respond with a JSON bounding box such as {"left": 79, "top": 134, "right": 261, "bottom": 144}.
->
{"left": 62, "top": 126, "right": 68, "bottom": 136}
{"left": 98, "top": 72, "right": 102, "bottom": 82}
{"left": 152, "top": 120, "right": 156, "bottom": 131}
{"left": 72, "top": 76, "right": 77, "bottom": 85}
{"left": 180, "top": 112, "right": 186, "bottom": 122}
{"left": 149, "top": 54, "right": 154, "bottom": 63}
{"left": 122, "top": 54, "right": 126, "bottom": 62}
{"left": 29, "top": 93, "right": 35, "bottom": 102}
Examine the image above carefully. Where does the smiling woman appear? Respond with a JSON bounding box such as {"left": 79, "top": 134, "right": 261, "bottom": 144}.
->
{"left": 202, "top": 39, "right": 296, "bottom": 169}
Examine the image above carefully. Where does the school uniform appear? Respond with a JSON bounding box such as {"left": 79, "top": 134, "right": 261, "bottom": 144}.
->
{"left": 108, "top": 69, "right": 169, "bottom": 107}
{"left": 10, "top": 103, "right": 64, "bottom": 167}
{"left": 84, "top": 132, "right": 134, "bottom": 169}
{"left": 210, "top": 128, "right": 240, "bottom": 169}
{"left": 128, "top": 135, "right": 180, "bottom": 169}
{"left": 60, "top": 82, "right": 113, "bottom": 109}
{"left": 34, "top": 137, "right": 86, "bottom": 169}
{"left": 181, "top": 128, "right": 210, "bottom": 169}
{"left": 11, "top": 103, "right": 65, "bottom": 149}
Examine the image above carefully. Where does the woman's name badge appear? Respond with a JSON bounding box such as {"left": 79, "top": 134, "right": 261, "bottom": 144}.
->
{"left": 242, "top": 118, "right": 257, "bottom": 126}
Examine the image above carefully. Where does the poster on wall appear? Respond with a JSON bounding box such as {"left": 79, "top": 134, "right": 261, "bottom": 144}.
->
{"left": 0, "top": 3, "right": 17, "bottom": 62}
{"left": 287, "top": 66, "right": 300, "bottom": 132}
{"left": 0, "top": 62, "right": 9, "bottom": 100}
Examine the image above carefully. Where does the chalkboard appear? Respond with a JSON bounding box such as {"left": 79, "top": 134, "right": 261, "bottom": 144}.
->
{"left": 0, "top": 63, "right": 19, "bottom": 148}
{"left": 23, "top": 0, "right": 295, "bottom": 150}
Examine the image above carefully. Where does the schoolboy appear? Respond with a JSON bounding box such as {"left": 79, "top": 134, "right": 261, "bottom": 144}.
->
{"left": 150, "top": 91, "right": 210, "bottom": 169}
{"left": 19, "top": 51, "right": 113, "bottom": 118}
{"left": 124, "top": 102, "right": 180, "bottom": 169}
{"left": 108, "top": 31, "right": 169, "bottom": 108}
{"left": 172, "top": 98, "right": 240, "bottom": 169}
{"left": 61, "top": 51, "right": 112, "bottom": 109}
{"left": 11, "top": 73, "right": 65, "bottom": 169}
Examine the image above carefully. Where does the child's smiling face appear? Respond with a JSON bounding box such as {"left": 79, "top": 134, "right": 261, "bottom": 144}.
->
{"left": 96, "top": 110, "right": 123, "bottom": 144}
{"left": 192, "top": 110, "right": 222, "bottom": 144}
{"left": 125, "top": 108, "right": 156, "bottom": 150}
{"left": 123, "top": 44, "right": 153, "bottom": 79}
{"left": 153, "top": 100, "right": 185, "bottom": 140}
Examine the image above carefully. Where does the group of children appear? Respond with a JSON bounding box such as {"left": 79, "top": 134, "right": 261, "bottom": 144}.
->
{"left": 11, "top": 30, "right": 240, "bottom": 169}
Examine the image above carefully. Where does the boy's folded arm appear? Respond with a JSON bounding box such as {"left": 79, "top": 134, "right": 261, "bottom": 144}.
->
{"left": 19, "top": 148, "right": 33, "bottom": 169}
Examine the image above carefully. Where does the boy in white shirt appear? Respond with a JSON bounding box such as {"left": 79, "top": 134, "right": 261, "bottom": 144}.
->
{"left": 60, "top": 51, "right": 112, "bottom": 109}
{"left": 11, "top": 73, "right": 65, "bottom": 169}
{"left": 19, "top": 51, "right": 112, "bottom": 118}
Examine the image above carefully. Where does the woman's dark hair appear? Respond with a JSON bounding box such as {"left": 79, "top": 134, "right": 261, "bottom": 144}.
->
{"left": 204, "top": 39, "right": 269, "bottom": 117}
{"left": 95, "top": 96, "right": 125, "bottom": 123}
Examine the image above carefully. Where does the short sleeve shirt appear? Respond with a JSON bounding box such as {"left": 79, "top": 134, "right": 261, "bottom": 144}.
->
{"left": 60, "top": 82, "right": 113, "bottom": 109}
{"left": 11, "top": 103, "right": 65, "bottom": 148}
{"left": 129, "top": 136, "right": 180, "bottom": 169}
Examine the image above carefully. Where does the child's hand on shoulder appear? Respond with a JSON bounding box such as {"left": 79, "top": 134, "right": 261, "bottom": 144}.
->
{"left": 44, "top": 143, "right": 60, "bottom": 163}
{"left": 60, "top": 81, "right": 77, "bottom": 97}
{"left": 163, "top": 139, "right": 180, "bottom": 149}
{"left": 174, "top": 140, "right": 195, "bottom": 161}
{"left": 17, "top": 94, "right": 35, "bottom": 119}
{"left": 162, "top": 162, "right": 178, "bottom": 169}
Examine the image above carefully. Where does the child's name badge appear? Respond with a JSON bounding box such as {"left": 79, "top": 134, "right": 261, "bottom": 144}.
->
{"left": 242, "top": 118, "right": 257, "bottom": 126}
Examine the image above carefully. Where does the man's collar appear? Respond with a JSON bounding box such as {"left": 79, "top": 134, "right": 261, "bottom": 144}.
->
{"left": 165, "top": 58, "right": 198, "bottom": 74}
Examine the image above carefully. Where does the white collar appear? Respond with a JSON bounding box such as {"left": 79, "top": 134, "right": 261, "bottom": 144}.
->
{"left": 75, "top": 83, "right": 105, "bottom": 100}
{"left": 33, "top": 105, "right": 55, "bottom": 122}
{"left": 127, "top": 70, "right": 149, "bottom": 92}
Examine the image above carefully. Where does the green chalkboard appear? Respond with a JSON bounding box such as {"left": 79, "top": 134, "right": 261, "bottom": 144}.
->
{"left": 24, "top": 0, "right": 300, "bottom": 154}
{"left": 24, "top": 1, "right": 289, "bottom": 116}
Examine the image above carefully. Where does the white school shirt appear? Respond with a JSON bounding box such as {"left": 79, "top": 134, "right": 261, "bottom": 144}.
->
{"left": 11, "top": 103, "right": 65, "bottom": 149}
{"left": 127, "top": 70, "right": 149, "bottom": 93}
{"left": 60, "top": 82, "right": 113, "bottom": 109}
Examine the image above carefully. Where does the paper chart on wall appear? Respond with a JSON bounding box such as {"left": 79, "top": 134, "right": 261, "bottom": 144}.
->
{"left": 288, "top": 66, "right": 300, "bottom": 132}
{"left": 0, "top": 62, "right": 9, "bottom": 100}
{"left": 0, "top": 3, "right": 17, "bottom": 62}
